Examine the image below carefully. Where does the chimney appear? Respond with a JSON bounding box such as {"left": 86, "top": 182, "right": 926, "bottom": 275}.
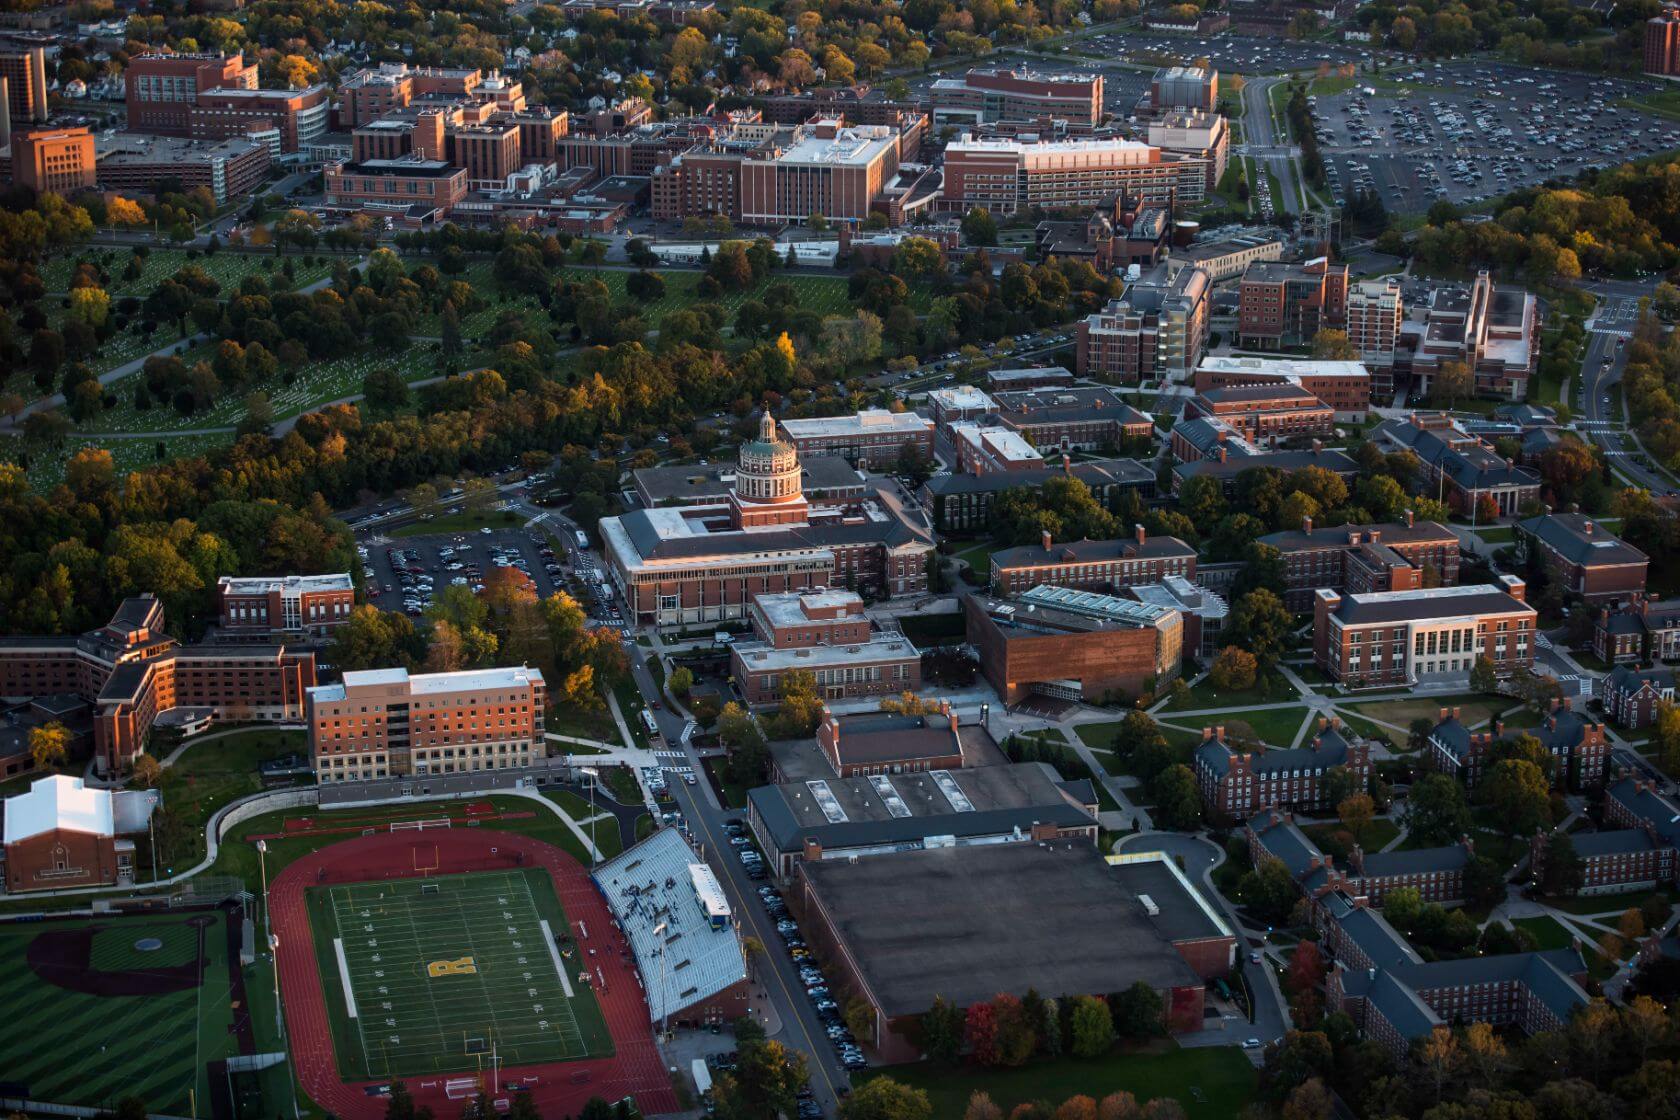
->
{"left": 1135, "top": 523, "right": 1147, "bottom": 546}
{"left": 1041, "top": 529, "right": 1052, "bottom": 552}
{"left": 1062, "top": 453, "right": 1071, "bottom": 474}
{"left": 1215, "top": 724, "right": 1225, "bottom": 740}
{"left": 1312, "top": 438, "right": 1323, "bottom": 454}
{"left": 1451, "top": 707, "right": 1461, "bottom": 721}
{"left": 949, "top": 708, "right": 959, "bottom": 734}
{"left": 803, "top": 837, "right": 823, "bottom": 861}
{"left": 1216, "top": 445, "right": 1228, "bottom": 464}
{"left": 1583, "top": 521, "right": 1594, "bottom": 536}
{"left": 0, "top": 78, "right": 9, "bottom": 152}
{"left": 1317, "top": 716, "right": 1328, "bottom": 731}
{"left": 1439, "top": 707, "right": 1449, "bottom": 722}
{"left": 1302, "top": 515, "right": 1313, "bottom": 535}
{"left": 1492, "top": 718, "right": 1503, "bottom": 738}
{"left": 1561, "top": 696, "right": 1572, "bottom": 712}
{"left": 1203, "top": 726, "right": 1215, "bottom": 740}
{"left": 1404, "top": 508, "right": 1415, "bottom": 528}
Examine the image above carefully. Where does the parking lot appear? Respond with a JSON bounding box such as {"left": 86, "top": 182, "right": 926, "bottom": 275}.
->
{"left": 356, "top": 526, "right": 570, "bottom": 617}
{"left": 1309, "top": 63, "right": 1680, "bottom": 212}
{"left": 1070, "top": 32, "right": 1370, "bottom": 83}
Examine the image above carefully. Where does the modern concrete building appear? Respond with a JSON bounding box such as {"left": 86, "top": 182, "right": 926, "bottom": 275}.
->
{"left": 1313, "top": 579, "right": 1536, "bottom": 688}
{"left": 1406, "top": 272, "right": 1539, "bottom": 401}
{"left": 1150, "top": 66, "right": 1218, "bottom": 113}
{"left": 306, "top": 665, "right": 547, "bottom": 783}
{"left": 11, "top": 125, "right": 96, "bottom": 194}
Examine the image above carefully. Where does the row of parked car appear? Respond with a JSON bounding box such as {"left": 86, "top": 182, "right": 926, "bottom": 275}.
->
{"left": 761, "top": 884, "right": 866, "bottom": 1071}
{"left": 726, "top": 819, "right": 768, "bottom": 881}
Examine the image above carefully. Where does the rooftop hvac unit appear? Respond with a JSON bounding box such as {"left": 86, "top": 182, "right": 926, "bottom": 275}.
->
{"left": 1138, "top": 893, "right": 1160, "bottom": 917}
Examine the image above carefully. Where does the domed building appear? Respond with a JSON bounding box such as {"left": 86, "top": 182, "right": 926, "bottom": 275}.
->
{"left": 599, "top": 412, "right": 937, "bottom": 629}
{"left": 730, "top": 412, "right": 810, "bottom": 529}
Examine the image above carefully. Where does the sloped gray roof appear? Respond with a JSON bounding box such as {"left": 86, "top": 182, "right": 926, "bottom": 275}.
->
{"left": 1356, "top": 844, "right": 1470, "bottom": 878}
{"left": 1518, "top": 513, "right": 1647, "bottom": 568}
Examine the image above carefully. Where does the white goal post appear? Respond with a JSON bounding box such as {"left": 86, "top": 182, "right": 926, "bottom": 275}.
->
{"left": 390, "top": 818, "right": 452, "bottom": 832}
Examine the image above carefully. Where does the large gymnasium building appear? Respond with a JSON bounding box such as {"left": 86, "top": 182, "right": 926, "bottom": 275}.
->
{"left": 601, "top": 414, "right": 936, "bottom": 629}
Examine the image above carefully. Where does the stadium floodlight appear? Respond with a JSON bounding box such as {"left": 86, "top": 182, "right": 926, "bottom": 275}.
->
{"left": 257, "top": 839, "right": 271, "bottom": 948}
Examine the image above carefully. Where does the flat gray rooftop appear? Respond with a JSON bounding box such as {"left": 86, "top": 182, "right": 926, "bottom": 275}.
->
{"left": 802, "top": 843, "right": 1201, "bottom": 1017}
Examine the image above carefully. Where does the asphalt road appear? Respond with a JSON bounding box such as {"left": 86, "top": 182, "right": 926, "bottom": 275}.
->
{"left": 1115, "top": 831, "right": 1290, "bottom": 1055}
{"left": 627, "top": 643, "right": 854, "bottom": 1114}
{"left": 1578, "top": 320, "right": 1672, "bottom": 495}
{"left": 1240, "top": 77, "right": 1304, "bottom": 217}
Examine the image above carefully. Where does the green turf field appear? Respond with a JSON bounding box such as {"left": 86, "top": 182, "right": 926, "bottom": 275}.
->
{"left": 307, "top": 868, "right": 612, "bottom": 1080}
{"left": 0, "top": 911, "right": 239, "bottom": 1115}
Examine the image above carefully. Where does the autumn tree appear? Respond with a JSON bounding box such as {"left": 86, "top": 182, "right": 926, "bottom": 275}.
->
{"left": 1209, "top": 646, "right": 1258, "bottom": 691}
{"left": 1069, "top": 994, "right": 1116, "bottom": 1057}
{"left": 29, "top": 721, "right": 71, "bottom": 769}
{"left": 1430, "top": 360, "right": 1474, "bottom": 407}
{"left": 1337, "top": 793, "right": 1374, "bottom": 843}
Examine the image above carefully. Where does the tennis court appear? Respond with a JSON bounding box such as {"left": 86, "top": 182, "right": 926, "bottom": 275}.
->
{"left": 307, "top": 867, "right": 613, "bottom": 1081}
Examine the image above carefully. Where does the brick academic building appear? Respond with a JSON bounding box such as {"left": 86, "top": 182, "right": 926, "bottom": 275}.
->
{"left": 0, "top": 596, "right": 315, "bottom": 774}
{"left": 1257, "top": 513, "right": 1460, "bottom": 613}
{"left": 602, "top": 415, "right": 934, "bottom": 628}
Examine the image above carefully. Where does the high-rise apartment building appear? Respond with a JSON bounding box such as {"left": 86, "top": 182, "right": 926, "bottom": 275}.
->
{"left": 11, "top": 126, "right": 96, "bottom": 195}
{"left": 306, "top": 665, "right": 547, "bottom": 783}
{"left": 1648, "top": 6, "right": 1680, "bottom": 76}
{"left": 0, "top": 46, "right": 49, "bottom": 133}
{"left": 740, "top": 121, "right": 900, "bottom": 225}
{"left": 1345, "top": 277, "right": 1404, "bottom": 394}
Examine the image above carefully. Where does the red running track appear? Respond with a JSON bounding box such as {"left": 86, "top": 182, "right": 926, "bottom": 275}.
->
{"left": 268, "top": 828, "right": 678, "bottom": 1120}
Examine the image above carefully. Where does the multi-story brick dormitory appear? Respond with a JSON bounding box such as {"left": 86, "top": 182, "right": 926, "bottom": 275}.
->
{"left": 1192, "top": 717, "right": 1371, "bottom": 819}
{"left": 306, "top": 664, "right": 547, "bottom": 783}
{"left": 991, "top": 386, "right": 1155, "bottom": 452}
{"left": 1257, "top": 513, "right": 1460, "bottom": 613}
{"left": 1605, "top": 775, "right": 1680, "bottom": 849}
{"left": 1426, "top": 698, "right": 1610, "bottom": 792}
{"left": 1531, "top": 824, "right": 1679, "bottom": 896}
{"left": 1182, "top": 384, "right": 1335, "bottom": 444}
{"left": 1373, "top": 412, "right": 1542, "bottom": 519}
{"left": 1600, "top": 664, "right": 1675, "bottom": 730}
{"left": 1594, "top": 594, "right": 1680, "bottom": 665}
{"left": 1516, "top": 513, "right": 1649, "bottom": 605}
{"left": 1313, "top": 579, "right": 1537, "bottom": 688}
{"left": 1244, "top": 808, "right": 1592, "bottom": 1059}
{"left": 602, "top": 414, "right": 934, "bottom": 629}
{"left": 0, "top": 596, "right": 315, "bottom": 775}
{"left": 1171, "top": 446, "right": 1361, "bottom": 498}
{"left": 920, "top": 457, "right": 1156, "bottom": 533}
{"left": 988, "top": 525, "right": 1196, "bottom": 596}
{"left": 1319, "top": 890, "right": 1590, "bottom": 1060}
{"left": 1343, "top": 840, "right": 1475, "bottom": 906}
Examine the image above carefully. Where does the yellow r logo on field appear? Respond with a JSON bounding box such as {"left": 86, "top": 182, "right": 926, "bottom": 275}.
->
{"left": 428, "top": 956, "right": 477, "bottom": 977}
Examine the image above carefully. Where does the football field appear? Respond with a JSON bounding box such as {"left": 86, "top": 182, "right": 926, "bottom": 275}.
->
{"left": 307, "top": 868, "right": 613, "bottom": 1080}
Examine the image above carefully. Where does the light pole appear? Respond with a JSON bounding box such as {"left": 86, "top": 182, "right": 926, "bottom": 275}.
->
{"left": 271, "top": 932, "right": 300, "bottom": 1120}
{"left": 257, "top": 838, "right": 270, "bottom": 947}
{"left": 582, "top": 767, "right": 600, "bottom": 866}
{"left": 652, "top": 920, "right": 669, "bottom": 1042}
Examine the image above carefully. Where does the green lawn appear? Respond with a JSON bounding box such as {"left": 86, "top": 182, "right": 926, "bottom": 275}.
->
{"left": 1074, "top": 722, "right": 1127, "bottom": 751}
{"left": 1343, "top": 694, "right": 1509, "bottom": 732}
{"left": 0, "top": 909, "right": 255, "bottom": 1116}
{"left": 1512, "top": 915, "right": 1578, "bottom": 952}
{"left": 860, "top": 1042, "right": 1257, "bottom": 1120}
{"left": 146, "top": 728, "right": 308, "bottom": 875}
{"left": 547, "top": 700, "right": 621, "bottom": 744}
{"left": 421, "top": 261, "right": 867, "bottom": 338}
{"left": 1218, "top": 707, "right": 1315, "bottom": 749}
{"left": 1544, "top": 887, "right": 1677, "bottom": 917}
{"left": 1164, "top": 677, "right": 1301, "bottom": 713}
{"left": 953, "top": 540, "right": 997, "bottom": 573}
{"left": 898, "top": 612, "right": 968, "bottom": 648}
{"left": 1474, "top": 526, "right": 1515, "bottom": 544}
{"left": 392, "top": 508, "right": 522, "bottom": 537}
{"left": 41, "top": 247, "right": 336, "bottom": 298}
{"left": 1303, "top": 818, "right": 1401, "bottom": 859}
{"left": 78, "top": 343, "right": 439, "bottom": 436}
